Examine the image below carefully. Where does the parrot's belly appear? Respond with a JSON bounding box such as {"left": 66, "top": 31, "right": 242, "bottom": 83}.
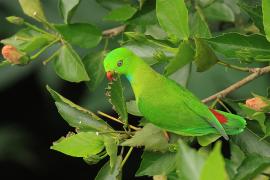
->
{"left": 137, "top": 96, "right": 217, "bottom": 136}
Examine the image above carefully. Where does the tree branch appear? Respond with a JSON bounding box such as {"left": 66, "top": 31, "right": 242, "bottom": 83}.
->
{"left": 202, "top": 66, "right": 270, "bottom": 103}
{"left": 102, "top": 25, "right": 126, "bottom": 38}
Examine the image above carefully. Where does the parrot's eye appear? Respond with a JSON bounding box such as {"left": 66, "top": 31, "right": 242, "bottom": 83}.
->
{"left": 117, "top": 60, "right": 123, "bottom": 67}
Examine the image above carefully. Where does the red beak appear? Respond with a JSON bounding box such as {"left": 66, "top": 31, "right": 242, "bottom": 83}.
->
{"left": 106, "top": 71, "right": 114, "bottom": 81}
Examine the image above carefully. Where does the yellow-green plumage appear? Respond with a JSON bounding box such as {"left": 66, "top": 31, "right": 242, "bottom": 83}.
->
{"left": 104, "top": 48, "right": 246, "bottom": 139}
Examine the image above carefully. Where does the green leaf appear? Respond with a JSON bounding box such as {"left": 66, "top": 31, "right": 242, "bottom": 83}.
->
{"left": 51, "top": 132, "right": 104, "bottom": 157}
{"left": 55, "top": 102, "right": 113, "bottom": 132}
{"left": 190, "top": 12, "right": 211, "bottom": 38}
{"left": 106, "top": 76, "right": 128, "bottom": 123}
{"left": 47, "top": 86, "right": 112, "bottom": 132}
{"left": 83, "top": 51, "right": 106, "bottom": 92}
{"left": 18, "top": 0, "right": 47, "bottom": 22}
{"left": 96, "top": 0, "right": 130, "bottom": 10}
{"left": 232, "top": 128, "right": 270, "bottom": 157}
{"left": 197, "top": 134, "right": 221, "bottom": 147}
{"left": 58, "top": 0, "right": 81, "bottom": 24}
{"left": 0, "top": 28, "right": 54, "bottom": 53}
{"left": 83, "top": 154, "right": 104, "bottom": 165}
{"left": 104, "top": 136, "right": 118, "bottom": 169}
{"left": 129, "top": 10, "right": 158, "bottom": 26}
{"left": 205, "top": 33, "right": 270, "bottom": 62}
{"left": 164, "top": 40, "right": 194, "bottom": 76}
{"left": 262, "top": 0, "right": 270, "bottom": 42}
{"left": 123, "top": 32, "right": 176, "bottom": 65}
{"left": 136, "top": 151, "right": 176, "bottom": 176}
{"left": 234, "top": 154, "right": 270, "bottom": 180}
{"left": 104, "top": 5, "right": 137, "bottom": 22}
{"left": 197, "top": 0, "right": 215, "bottom": 7}
{"left": 156, "top": 0, "right": 189, "bottom": 39}
{"left": 226, "top": 142, "right": 246, "bottom": 179}
{"left": 203, "top": 2, "right": 235, "bottom": 22}
{"left": 238, "top": 1, "right": 264, "bottom": 33}
{"left": 176, "top": 139, "right": 205, "bottom": 180}
{"left": 230, "top": 142, "right": 246, "bottom": 170}
{"left": 121, "top": 123, "right": 169, "bottom": 152}
{"left": 95, "top": 156, "right": 122, "bottom": 180}
{"left": 200, "top": 142, "right": 227, "bottom": 180}
{"left": 144, "top": 24, "right": 167, "bottom": 40}
{"left": 167, "top": 172, "right": 179, "bottom": 180}
{"left": 55, "top": 23, "right": 102, "bottom": 49}
{"left": 126, "top": 100, "right": 143, "bottom": 117}
{"left": 139, "top": 0, "right": 147, "bottom": 9}
{"left": 53, "top": 44, "right": 89, "bottom": 82}
{"left": 263, "top": 119, "right": 270, "bottom": 139}
{"left": 0, "top": 61, "right": 10, "bottom": 68}
{"left": 194, "top": 38, "right": 218, "bottom": 72}
{"left": 168, "top": 63, "right": 191, "bottom": 87}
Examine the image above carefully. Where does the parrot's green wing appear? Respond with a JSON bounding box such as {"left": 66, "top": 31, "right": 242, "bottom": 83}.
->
{"left": 168, "top": 79, "right": 229, "bottom": 140}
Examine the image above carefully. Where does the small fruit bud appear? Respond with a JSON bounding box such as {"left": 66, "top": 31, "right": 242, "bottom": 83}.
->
{"left": 245, "top": 97, "right": 268, "bottom": 111}
{"left": 1, "top": 45, "right": 29, "bottom": 64}
{"left": 6, "top": 16, "right": 24, "bottom": 25}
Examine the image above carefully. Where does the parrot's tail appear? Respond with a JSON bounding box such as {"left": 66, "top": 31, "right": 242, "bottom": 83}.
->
{"left": 210, "top": 109, "right": 246, "bottom": 135}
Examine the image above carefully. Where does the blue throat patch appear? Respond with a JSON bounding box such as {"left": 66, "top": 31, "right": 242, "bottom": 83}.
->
{"left": 126, "top": 74, "right": 132, "bottom": 81}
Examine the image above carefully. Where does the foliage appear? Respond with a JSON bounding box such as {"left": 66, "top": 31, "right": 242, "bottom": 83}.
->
{"left": 1, "top": 0, "right": 270, "bottom": 179}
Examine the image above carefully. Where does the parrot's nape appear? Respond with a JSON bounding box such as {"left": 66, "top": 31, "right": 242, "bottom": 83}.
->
{"left": 103, "top": 48, "right": 246, "bottom": 140}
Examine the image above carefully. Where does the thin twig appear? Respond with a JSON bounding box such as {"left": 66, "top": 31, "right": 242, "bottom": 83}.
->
{"left": 217, "top": 60, "right": 250, "bottom": 72}
{"left": 120, "top": 147, "right": 134, "bottom": 169}
{"left": 210, "top": 98, "right": 219, "bottom": 109}
{"left": 24, "top": 22, "right": 56, "bottom": 38}
{"left": 102, "top": 25, "right": 126, "bottom": 38}
{"left": 97, "top": 111, "right": 140, "bottom": 131}
{"left": 202, "top": 66, "right": 270, "bottom": 103}
{"left": 42, "top": 50, "right": 59, "bottom": 65}
{"left": 217, "top": 99, "right": 232, "bottom": 113}
{"left": 31, "top": 38, "right": 60, "bottom": 60}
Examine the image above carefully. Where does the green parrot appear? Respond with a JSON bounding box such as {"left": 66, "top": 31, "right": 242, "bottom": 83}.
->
{"left": 103, "top": 48, "right": 246, "bottom": 140}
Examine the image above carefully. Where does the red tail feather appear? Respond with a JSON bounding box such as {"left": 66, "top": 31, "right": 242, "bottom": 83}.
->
{"left": 210, "top": 109, "right": 227, "bottom": 124}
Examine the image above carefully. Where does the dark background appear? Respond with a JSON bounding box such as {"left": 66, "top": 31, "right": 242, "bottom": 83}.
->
{"left": 0, "top": 0, "right": 269, "bottom": 179}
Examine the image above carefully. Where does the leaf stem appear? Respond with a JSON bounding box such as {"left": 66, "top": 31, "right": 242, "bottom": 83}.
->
{"left": 33, "top": 14, "right": 58, "bottom": 32}
{"left": 97, "top": 130, "right": 134, "bottom": 135}
{"left": 24, "top": 22, "right": 56, "bottom": 38}
{"left": 217, "top": 60, "right": 250, "bottom": 72}
{"left": 31, "top": 38, "right": 60, "bottom": 60}
{"left": 103, "top": 38, "right": 109, "bottom": 51}
{"left": 210, "top": 98, "right": 219, "bottom": 109}
{"left": 120, "top": 147, "right": 133, "bottom": 169}
{"left": 217, "top": 99, "right": 232, "bottom": 113}
{"left": 195, "top": 4, "right": 207, "bottom": 22}
{"left": 42, "top": 49, "right": 59, "bottom": 65}
{"left": 97, "top": 111, "right": 140, "bottom": 131}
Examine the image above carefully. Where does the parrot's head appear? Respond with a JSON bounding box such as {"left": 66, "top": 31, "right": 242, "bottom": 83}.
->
{"left": 104, "top": 47, "right": 136, "bottom": 81}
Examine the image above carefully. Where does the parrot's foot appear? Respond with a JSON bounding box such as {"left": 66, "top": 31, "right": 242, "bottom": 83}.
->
{"left": 163, "top": 131, "right": 170, "bottom": 141}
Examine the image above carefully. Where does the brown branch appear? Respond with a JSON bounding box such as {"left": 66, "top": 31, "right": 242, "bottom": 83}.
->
{"left": 202, "top": 66, "right": 270, "bottom": 103}
{"left": 102, "top": 25, "right": 126, "bottom": 38}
